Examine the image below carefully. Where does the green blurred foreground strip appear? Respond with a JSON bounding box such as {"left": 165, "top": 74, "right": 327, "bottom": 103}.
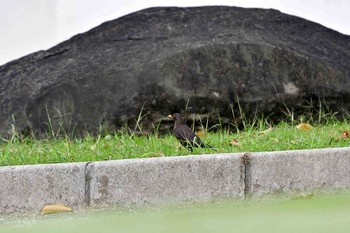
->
{"left": 0, "top": 121, "right": 349, "bottom": 166}
{"left": 1, "top": 192, "right": 350, "bottom": 233}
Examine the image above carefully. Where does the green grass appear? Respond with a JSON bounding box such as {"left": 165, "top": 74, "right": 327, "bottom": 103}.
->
{"left": 0, "top": 118, "right": 349, "bottom": 166}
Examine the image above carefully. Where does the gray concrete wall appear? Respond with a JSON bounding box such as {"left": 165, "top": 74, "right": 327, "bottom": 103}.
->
{"left": 1, "top": 147, "right": 350, "bottom": 214}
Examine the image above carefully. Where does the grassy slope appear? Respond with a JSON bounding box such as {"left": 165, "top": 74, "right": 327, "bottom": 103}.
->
{"left": 1, "top": 119, "right": 349, "bottom": 166}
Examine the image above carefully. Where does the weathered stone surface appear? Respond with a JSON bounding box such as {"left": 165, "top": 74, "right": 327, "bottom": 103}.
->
{"left": 0, "top": 6, "right": 350, "bottom": 137}
{"left": 247, "top": 148, "right": 350, "bottom": 197}
{"left": 87, "top": 154, "right": 244, "bottom": 207}
{"left": 0, "top": 163, "right": 86, "bottom": 214}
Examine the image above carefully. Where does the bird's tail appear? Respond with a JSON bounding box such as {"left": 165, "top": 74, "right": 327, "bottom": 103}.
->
{"left": 202, "top": 143, "right": 217, "bottom": 151}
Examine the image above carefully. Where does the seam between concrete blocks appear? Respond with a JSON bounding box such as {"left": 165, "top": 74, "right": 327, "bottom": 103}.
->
{"left": 84, "top": 162, "right": 93, "bottom": 207}
{"left": 242, "top": 153, "right": 252, "bottom": 198}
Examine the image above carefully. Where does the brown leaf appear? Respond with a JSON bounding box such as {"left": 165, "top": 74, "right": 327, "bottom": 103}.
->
{"left": 41, "top": 204, "right": 72, "bottom": 215}
{"left": 342, "top": 130, "right": 349, "bottom": 139}
{"left": 196, "top": 131, "right": 208, "bottom": 137}
{"left": 229, "top": 139, "right": 241, "bottom": 147}
{"left": 333, "top": 130, "right": 349, "bottom": 142}
{"left": 296, "top": 123, "right": 314, "bottom": 130}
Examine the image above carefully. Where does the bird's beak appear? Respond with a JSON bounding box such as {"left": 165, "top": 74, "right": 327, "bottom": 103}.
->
{"left": 168, "top": 114, "right": 173, "bottom": 119}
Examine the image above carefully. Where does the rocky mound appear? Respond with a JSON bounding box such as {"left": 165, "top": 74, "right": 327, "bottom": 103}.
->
{"left": 1, "top": 6, "right": 349, "bottom": 137}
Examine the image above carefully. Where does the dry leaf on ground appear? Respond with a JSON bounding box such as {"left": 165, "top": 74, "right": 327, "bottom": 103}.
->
{"left": 296, "top": 123, "right": 314, "bottom": 130}
{"left": 229, "top": 139, "right": 242, "bottom": 147}
{"left": 334, "top": 130, "right": 349, "bottom": 142}
{"left": 196, "top": 131, "right": 208, "bottom": 137}
{"left": 342, "top": 130, "right": 349, "bottom": 139}
{"left": 41, "top": 204, "right": 72, "bottom": 215}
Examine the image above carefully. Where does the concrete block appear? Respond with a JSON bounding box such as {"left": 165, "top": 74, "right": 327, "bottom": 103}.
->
{"left": 0, "top": 163, "right": 86, "bottom": 214}
{"left": 88, "top": 153, "right": 244, "bottom": 207}
{"left": 248, "top": 147, "right": 350, "bottom": 197}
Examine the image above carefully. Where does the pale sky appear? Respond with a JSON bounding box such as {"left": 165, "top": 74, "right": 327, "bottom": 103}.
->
{"left": 1, "top": 0, "right": 349, "bottom": 65}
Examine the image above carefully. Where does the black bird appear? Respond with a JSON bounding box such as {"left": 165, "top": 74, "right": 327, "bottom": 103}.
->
{"left": 168, "top": 113, "right": 215, "bottom": 151}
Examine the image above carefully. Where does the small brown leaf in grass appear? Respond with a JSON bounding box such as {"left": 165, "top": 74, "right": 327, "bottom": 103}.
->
{"left": 229, "top": 139, "right": 241, "bottom": 147}
{"left": 334, "top": 130, "right": 349, "bottom": 142}
{"left": 196, "top": 131, "right": 208, "bottom": 137}
{"left": 296, "top": 123, "right": 314, "bottom": 130}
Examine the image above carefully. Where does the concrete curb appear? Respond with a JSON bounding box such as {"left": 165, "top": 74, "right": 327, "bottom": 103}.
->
{"left": 87, "top": 153, "right": 244, "bottom": 208}
{"left": 1, "top": 147, "right": 350, "bottom": 214}
{"left": 0, "top": 162, "right": 86, "bottom": 214}
{"left": 248, "top": 148, "right": 350, "bottom": 197}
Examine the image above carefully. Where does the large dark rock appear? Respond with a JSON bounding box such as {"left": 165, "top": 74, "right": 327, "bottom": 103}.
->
{"left": 1, "top": 6, "right": 350, "bottom": 137}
